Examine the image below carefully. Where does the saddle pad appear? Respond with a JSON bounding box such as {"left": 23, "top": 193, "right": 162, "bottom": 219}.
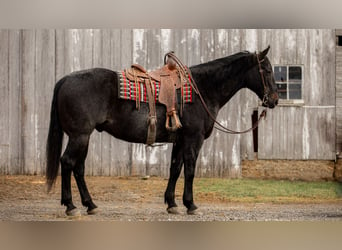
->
{"left": 117, "top": 71, "right": 193, "bottom": 103}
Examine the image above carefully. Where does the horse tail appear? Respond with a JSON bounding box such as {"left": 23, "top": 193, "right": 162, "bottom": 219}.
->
{"left": 46, "top": 77, "right": 66, "bottom": 192}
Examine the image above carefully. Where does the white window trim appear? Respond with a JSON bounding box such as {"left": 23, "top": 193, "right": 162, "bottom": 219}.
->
{"left": 273, "top": 64, "right": 304, "bottom": 106}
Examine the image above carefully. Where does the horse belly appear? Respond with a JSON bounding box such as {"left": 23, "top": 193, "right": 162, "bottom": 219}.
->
{"left": 103, "top": 101, "right": 169, "bottom": 143}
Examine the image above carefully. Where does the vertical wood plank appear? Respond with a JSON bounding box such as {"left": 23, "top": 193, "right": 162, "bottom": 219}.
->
{"left": 272, "top": 107, "right": 281, "bottom": 159}
{"left": 271, "top": 29, "right": 283, "bottom": 65}
{"left": 8, "top": 30, "right": 22, "bottom": 174}
{"left": 293, "top": 107, "right": 303, "bottom": 160}
{"left": 0, "top": 30, "right": 9, "bottom": 174}
{"left": 285, "top": 107, "right": 295, "bottom": 159}
{"left": 336, "top": 29, "right": 342, "bottom": 153}
{"left": 280, "top": 106, "right": 287, "bottom": 159}
{"left": 55, "top": 29, "right": 65, "bottom": 80}
{"left": 187, "top": 29, "right": 201, "bottom": 65}
{"left": 258, "top": 106, "right": 273, "bottom": 159}
{"left": 302, "top": 107, "right": 310, "bottom": 159}
{"left": 228, "top": 29, "right": 242, "bottom": 54}
{"left": 174, "top": 29, "right": 188, "bottom": 63}
{"left": 160, "top": 29, "right": 174, "bottom": 57}
{"left": 21, "top": 29, "right": 36, "bottom": 174}
{"left": 35, "top": 29, "right": 55, "bottom": 174}
{"left": 284, "top": 29, "right": 297, "bottom": 64}
{"left": 306, "top": 29, "right": 323, "bottom": 106}
{"left": 322, "top": 29, "right": 335, "bottom": 106}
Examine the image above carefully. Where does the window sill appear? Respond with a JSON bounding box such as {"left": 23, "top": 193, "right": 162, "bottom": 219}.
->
{"left": 259, "top": 99, "right": 304, "bottom": 107}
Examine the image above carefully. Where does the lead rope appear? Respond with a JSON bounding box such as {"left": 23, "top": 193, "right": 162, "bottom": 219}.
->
{"left": 165, "top": 51, "right": 267, "bottom": 135}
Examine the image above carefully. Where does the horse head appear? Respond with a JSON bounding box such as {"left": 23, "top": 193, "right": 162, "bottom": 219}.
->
{"left": 245, "top": 46, "right": 279, "bottom": 109}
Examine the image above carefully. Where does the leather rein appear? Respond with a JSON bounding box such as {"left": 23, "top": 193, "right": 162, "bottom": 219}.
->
{"left": 165, "top": 52, "right": 268, "bottom": 135}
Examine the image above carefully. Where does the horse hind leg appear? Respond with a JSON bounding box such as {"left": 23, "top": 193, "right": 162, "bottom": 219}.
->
{"left": 71, "top": 134, "right": 98, "bottom": 215}
{"left": 73, "top": 161, "right": 98, "bottom": 214}
{"left": 60, "top": 134, "right": 97, "bottom": 216}
{"left": 60, "top": 137, "right": 80, "bottom": 216}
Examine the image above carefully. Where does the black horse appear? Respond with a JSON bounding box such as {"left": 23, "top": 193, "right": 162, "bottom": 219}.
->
{"left": 46, "top": 46, "right": 278, "bottom": 216}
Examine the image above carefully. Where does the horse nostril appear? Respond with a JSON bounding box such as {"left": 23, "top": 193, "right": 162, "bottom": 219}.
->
{"left": 271, "top": 92, "right": 279, "bottom": 105}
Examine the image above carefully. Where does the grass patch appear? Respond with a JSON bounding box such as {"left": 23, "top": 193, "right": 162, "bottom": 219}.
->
{"left": 195, "top": 178, "right": 342, "bottom": 203}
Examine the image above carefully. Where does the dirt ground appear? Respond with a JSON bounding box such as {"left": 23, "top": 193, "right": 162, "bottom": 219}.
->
{"left": 1, "top": 175, "right": 342, "bottom": 221}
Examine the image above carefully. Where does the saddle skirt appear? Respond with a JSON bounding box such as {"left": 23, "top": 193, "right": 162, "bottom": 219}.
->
{"left": 117, "top": 67, "right": 193, "bottom": 104}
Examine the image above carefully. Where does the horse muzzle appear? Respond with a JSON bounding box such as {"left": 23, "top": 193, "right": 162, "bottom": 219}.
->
{"left": 262, "top": 92, "right": 279, "bottom": 109}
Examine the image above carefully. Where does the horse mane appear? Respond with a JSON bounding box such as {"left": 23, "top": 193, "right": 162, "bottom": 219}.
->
{"left": 190, "top": 51, "right": 254, "bottom": 72}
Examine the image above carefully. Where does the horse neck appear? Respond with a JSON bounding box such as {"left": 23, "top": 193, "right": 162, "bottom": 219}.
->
{"left": 190, "top": 54, "right": 254, "bottom": 110}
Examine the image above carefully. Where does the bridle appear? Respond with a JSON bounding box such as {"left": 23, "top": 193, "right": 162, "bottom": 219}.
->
{"left": 256, "top": 53, "right": 271, "bottom": 107}
{"left": 164, "top": 52, "right": 269, "bottom": 135}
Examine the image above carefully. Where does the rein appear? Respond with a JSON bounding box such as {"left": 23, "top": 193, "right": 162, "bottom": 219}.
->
{"left": 165, "top": 52, "right": 268, "bottom": 135}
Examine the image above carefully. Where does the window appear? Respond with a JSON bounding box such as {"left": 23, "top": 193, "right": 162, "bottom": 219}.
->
{"left": 337, "top": 35, "right": 342, "bottom": 46}
{"left": 273, "top": 65, "right": 303, "bottom": 101}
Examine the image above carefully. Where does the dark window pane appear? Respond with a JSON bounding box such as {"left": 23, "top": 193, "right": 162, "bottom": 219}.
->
{"left": 289, "top": 83, "right": 301, "bottom": 99}
{"left": 289, "top": 66, "right": 302, "bottom": 80}
{"left": 276, "top": 83, "right": 287, "bottom": 99}
{"left": 274, "top": 66, "right": 287, "bottom": 82}
{"left": 338, "top": 36, "right": 342, "bottom": 46}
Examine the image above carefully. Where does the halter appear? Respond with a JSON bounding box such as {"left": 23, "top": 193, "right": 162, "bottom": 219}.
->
{"left": 256, "top": 53, "right": 270, "bottom": 107}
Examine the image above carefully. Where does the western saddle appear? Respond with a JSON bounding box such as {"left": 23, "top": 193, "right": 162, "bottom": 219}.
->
{"left": 123, "top": 52, "right": 190, "bottom": 145}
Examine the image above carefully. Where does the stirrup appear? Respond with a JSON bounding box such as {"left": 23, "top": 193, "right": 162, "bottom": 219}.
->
{"left": 165, "top": 110, "right": 182, "bottom": 132}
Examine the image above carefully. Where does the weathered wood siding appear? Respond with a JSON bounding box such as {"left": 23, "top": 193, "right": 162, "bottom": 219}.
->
{"left": 259, "top": 29, "right": 336, "bottom": 160}
{"left": 336, "top": 29, "right": 342, "bottom": 155}
{"left": 0, "top": 29, "right": 337, "bottom": 177}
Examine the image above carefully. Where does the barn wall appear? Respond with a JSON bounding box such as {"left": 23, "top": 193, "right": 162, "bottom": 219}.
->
{"left": 258, "top": 29, "right": 336, "bottom": 160}
{"left": 336, "top": 29, "right": 342, "bottom": 155}
{"left": 0, "top": 29, "right": 337, "bottom": 177}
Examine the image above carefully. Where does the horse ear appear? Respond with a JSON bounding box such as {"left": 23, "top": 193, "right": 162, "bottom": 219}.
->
{"left": 258, "top": 45, "right": 270, "bottom": 60}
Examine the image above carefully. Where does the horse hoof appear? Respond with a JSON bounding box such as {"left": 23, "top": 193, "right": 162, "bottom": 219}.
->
{"left": 187, "top": 209, "right": 198, "bottom": 215}
{"left": 187, "top": 205, "right": 198, "bottom": 215}
{"left": 167, "top": 207, "right": 179, "bottom": 214}
{"left": 66, "top": 208, "right": 81, "bottom": 217}
{"left": 87, "top": 207, "right": 99, "bottom": 215}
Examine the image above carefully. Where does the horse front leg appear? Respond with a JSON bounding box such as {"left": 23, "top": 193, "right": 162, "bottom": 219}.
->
{"left": 165, "top": 141, "right": 184, "bottom": 214}
{"left": 183, "top": 136, "right": 204, "bottom": 214}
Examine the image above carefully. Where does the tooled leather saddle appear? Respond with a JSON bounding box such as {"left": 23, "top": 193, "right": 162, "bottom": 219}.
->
{"left": 117, "top": 52, "right": 193, "bottom": 145}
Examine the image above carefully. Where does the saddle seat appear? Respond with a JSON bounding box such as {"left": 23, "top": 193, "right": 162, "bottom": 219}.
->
{"left": 124, "top": 56, "right": 184, "bottom": 133}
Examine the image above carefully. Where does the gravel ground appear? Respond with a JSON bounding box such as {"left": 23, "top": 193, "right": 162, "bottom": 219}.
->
{"left": 1, "top": 175, "right": 342, "bottom": 221}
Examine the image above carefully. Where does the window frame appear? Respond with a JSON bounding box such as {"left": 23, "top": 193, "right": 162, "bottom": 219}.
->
{"left": 273, "top": 64, "right": 304, "bottom": 106}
